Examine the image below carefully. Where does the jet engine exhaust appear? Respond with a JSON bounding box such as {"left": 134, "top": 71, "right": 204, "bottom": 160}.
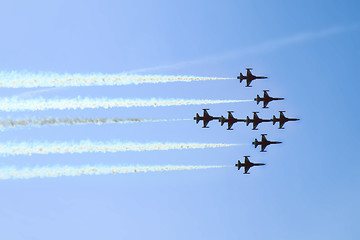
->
{"left": 0, "top": 97, "right": 252, "bottom": 112}
{"left": 0, "top": 72, "right": 231, "bottom": 88}
{"left": 0, "top": 164, "right": 231, "bottom": 180}
{"left": 0, "top": 141, "right": 239, "bottom": 156}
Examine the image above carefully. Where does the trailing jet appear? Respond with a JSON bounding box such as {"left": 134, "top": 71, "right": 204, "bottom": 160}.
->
{"left": 253, "top": 134, "right": 282, "bottom": 152}
{"left": 246, "top": 112, "right": 271, "bottom": 130}
{"left": 254, "top": 90, "right": 284, "bottom": 108}
{"left": 235, "top": 156, "right": 265, "bottom": 174}
{"left": 272, "top": 111, "right": 300, "bottom": 129}
{"left": 194, "top": 109, "right": 220, "bottom": 128}
{"left": 219, "top": 111, "right": 245, "bottom": 130}
{"left": 237, "top": 68, "right": 268, "bottom": 87}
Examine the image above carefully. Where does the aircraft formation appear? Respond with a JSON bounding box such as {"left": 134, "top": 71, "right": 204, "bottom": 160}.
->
{"left": 194, "top": 68, "right": 300, "bottom": 174}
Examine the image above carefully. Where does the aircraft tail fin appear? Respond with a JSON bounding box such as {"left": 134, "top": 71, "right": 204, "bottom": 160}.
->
{"left": 255, "top": 95, "right": 260, "bottom": 104}
{"left": 246, "top": 116, "right": 250, "bottom": 126}
{"left": 237, "top": 160, "right": 241, "bottom": 170}
{"left": 252, "top": 139, "right": 259, "bottom": 148}
{"left": 239, "top": 73, "right": 244, "bottom": 82}
{"left": 195, "top": 113, "right": 200, "bottom": 124}
{"left": 220, "top": 116, "right": 225, "bottom": 126}
{"left": 272, "top": 115, "right": 276, "bottom": 125}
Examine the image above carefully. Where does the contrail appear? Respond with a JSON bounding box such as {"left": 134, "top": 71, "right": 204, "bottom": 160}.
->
{"left": 0, "top": 97, "right": 251, "bottom": 112}
{"left": 0, "top": 117, "right": 191, "bottom": 130}
{"left": 0, "top": 164, "right": 230, "bottom": 180}
{"left": 0, "top": 72, "right": 231, "bottom": 88}
{"left": 0, "top": 141, "right": 239, "bottom": 156}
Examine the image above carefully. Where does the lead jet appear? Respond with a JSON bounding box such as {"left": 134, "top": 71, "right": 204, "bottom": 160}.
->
{"left": 237, "top": 68, "right": 268, "bottom": 87}
{"left": 219, "top": 111, "right": 245, "bottom": 130}
{"left": 254, "top": 90, "right": 284, "bottom": 108}
{"left": 272, "top": 111, "right": 300, "bottom": 129}
{"left": 194, "top": 109, "right": 220, "bottom": 128}
{"left": 235, "top": 156, "right": 265, "bottom": 174}
{"left": 252, "top": 134, "right": 282, "bottom": 152}
{"left": 246, "top": 112, "right": 271, "bottom": 130}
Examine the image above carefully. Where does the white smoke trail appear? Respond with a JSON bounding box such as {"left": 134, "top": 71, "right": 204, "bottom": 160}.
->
{"left": 0, "top": 117, "right": 191, "bottom": 130}
{"left": 0, "top": 97, "right": 251, "bottom": 112}
{"left": 0, "top": 141, "right": 239, "bottom": 156}
{"left": 0, "top": 72, "right": 231, "bottom": 88}
{"left": 0, "top": 164, "right": 229, "bottom": 180}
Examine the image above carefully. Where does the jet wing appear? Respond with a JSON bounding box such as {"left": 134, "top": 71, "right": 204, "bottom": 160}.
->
{"left": 280, "top": 111, "right": 285, "bottom": 118}
{"left": 252, "top": 122, "right": 259, "bottom": 130}
{"left": 227, "top": 122, "right": 234, "bottom": 130}
{"left": 261, "top": 135, "right": 267, "bottom": 141}
{"left": 203, "top": 109, "right": 210, "bottom": 117}
{"left": 244, "top": 165, "right": 250, "bottom": 174}
{"left": 203, "top": 119, "right": 210, "bottom": 128}
{"left": 263, "top": 100, "right": 269, "bottom": 108}
{"left": 246, "top": 69, "right": 253, "bottom": 76}
{"left": 263, "top": 90, "right": 269, "bottom": 98}
{"left": 261, "top": 144, "right": 266, "bottom": 152}
{"left": 246, "top": 79, "right": 252, "bottom": 87}
{"left": 279, "top": 121, "right": 285, "bottom": 129}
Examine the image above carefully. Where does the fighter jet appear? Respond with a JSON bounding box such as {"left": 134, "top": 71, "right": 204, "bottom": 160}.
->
{"left": 237, "top": 68, "right": 268, "bottom": 87}
{"left": 219, "top": 111, "right": 245, "bottom": 130}
{"left": 246, "top": 112, "right": 271, "bottom": 130}
{"left": 252, "top": 134, "right": 282, "bottom": 152}
{"left": 235, "top": 156, "right": 265, "bottom": 174}
{"left": 254, "top": 90, "right": 284, "bottom": 108}
{"left": 272, "top": 111, "right": 300, "bottom": 129}
{"left": 194, "top": 109, "right": 221, "bottom": 128}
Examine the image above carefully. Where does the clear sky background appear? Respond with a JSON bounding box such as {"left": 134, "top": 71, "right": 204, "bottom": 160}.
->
{"left": 0, "top": 0, "right": 359, "bottom": 239}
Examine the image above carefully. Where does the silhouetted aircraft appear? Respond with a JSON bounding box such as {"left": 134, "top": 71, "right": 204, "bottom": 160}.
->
{"left": 235, "top": 156, "right": 265, "bottom": 174}
{"left": 254, "top": 90, "right": 284, "bottom": 108}
{"left": 237, "top": 68, "right": 268, "bottom": 87}
{"left": 219, "top": 111, "right": 245, "bottom": 130}
{"left": 253, "top": 134, "right": 282, "bottom": 152}
{"left": 246, "top": 112, "right": 271, "bottom": 130}
{"left": 194, "top": 109, "right": 220, "bottom": 128}
{"left": 272, "top": 111, "right": 300, "bottom": 129}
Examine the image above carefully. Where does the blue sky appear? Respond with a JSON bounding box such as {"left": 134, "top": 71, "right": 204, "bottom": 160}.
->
{"left": 0, "top": 0, "right": 359, "bottom": 239}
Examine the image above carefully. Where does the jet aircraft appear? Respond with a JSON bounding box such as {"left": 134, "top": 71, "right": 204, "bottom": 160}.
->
{"left": 237, "top": 68, "right": 268, "bottom": 87}
{"left": 235, "top": 156, "right": 265, "bottom": 174}
{"left": 194, "top": 109, "right": 220, "bottom": 128}
{"left": 252, "top": 134, "right": 282, "bottom": 152}
{"left": 219, "top": 111, "right": 245, "bottom": 130}
{"left": 272, "top": 111, "right": 300, "bottom": 129}
{"left": 254, "top": 90, "right": 284, "bottom": 108}
{"left": 246, "top": 112, "right": 271, "bottom": 130}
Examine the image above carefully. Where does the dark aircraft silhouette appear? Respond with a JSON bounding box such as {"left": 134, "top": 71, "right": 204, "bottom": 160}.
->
{"left": 252, "top": 134, "right": 282, "bottom": 152}
{"left": 237, "top": 68, "right": 268, "bottom": 87}
{"left": 235, "top": 156, "right": 265, "bottom": 174}
{"left": 254, "top": 90, "right": 284, "bottom": 108}
{"left": 272, "top": 111, "right": 300, "bottom": 129}
{"left": 194, "top": 109, "right": 220, "bottom": 128}
{"left": 219, "top": 111, "right": 245, "bottom": 130}
{"left": 246, "top": 112, "right": 271, "bottom": 130}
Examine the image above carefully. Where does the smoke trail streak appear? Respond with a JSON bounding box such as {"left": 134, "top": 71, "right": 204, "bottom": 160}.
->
{"left": 0, "top": 165, "right": 230, "bottom": 180}
{"left": 0, "top": 72, "right": 231, "bottom": 88}
{"left": 0, "top": 117, "right": 191, "bottom": 130}
{"left": 0, "top": 142, "right": 239, "bottom": 156}
{"left": 0, "top": 97, "right": 251, "bottom": 112}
